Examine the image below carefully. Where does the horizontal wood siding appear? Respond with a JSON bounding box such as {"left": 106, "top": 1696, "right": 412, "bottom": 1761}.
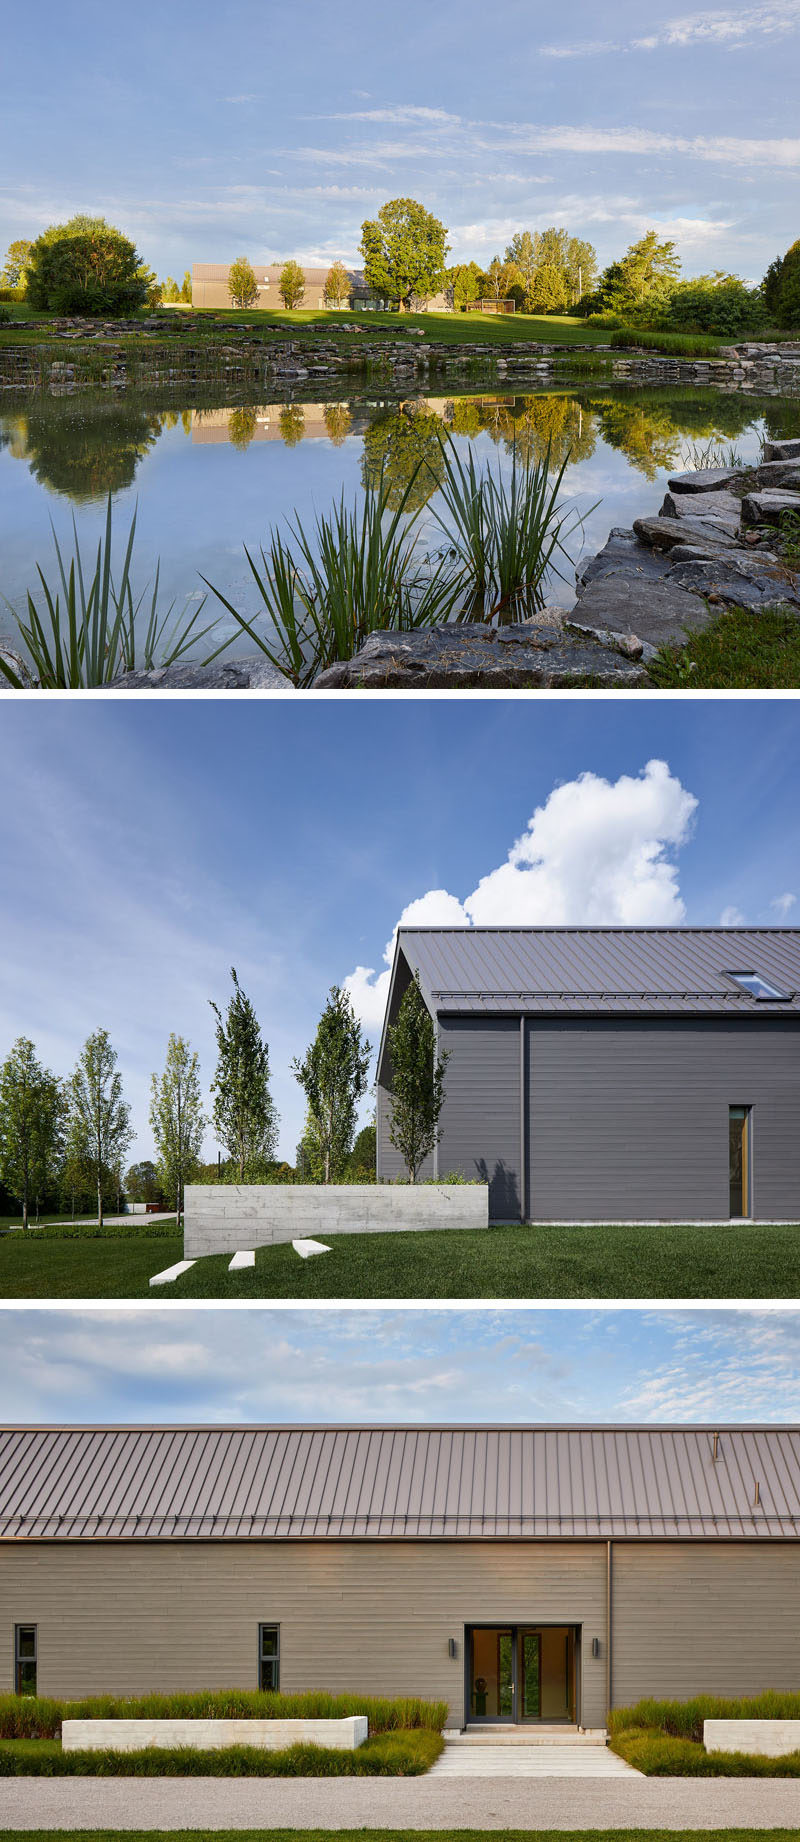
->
{"left": 613, "top": 1542, "right": 800, "bottom": 1706}
{"left": 0, "top": 1540, "right": 607, "bottom": 1728}
{"left": 529, "top": 1017, "right": 800, "bottom": 1220}
{"left": 437, "top": 1016, "right": 521, "bottom": 1220}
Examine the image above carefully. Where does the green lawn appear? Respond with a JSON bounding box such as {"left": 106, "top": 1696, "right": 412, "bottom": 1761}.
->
{"left": 2, "top": 1220, "right": 800, "bottom": 1300}
{"left": 652, "top": 607, "right": 800, "bottom": 689}
{"left": 0, "top": 302, "right": 618, "bottom": 349}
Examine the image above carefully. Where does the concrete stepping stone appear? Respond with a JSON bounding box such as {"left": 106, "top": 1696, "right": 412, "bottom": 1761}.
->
{"left": 149, "top": 1260, "right": 196, "bottom": 1287}
{"left": 292, "top": 1238, "right": 332, "bottom": 1259}
{"left": 228, "top": 1250, "right": 255, "bottom": 1271}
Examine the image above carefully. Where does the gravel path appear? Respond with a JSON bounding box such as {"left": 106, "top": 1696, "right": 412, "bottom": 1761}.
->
{"left": 2, "top": 1774, "right": 800, "bottom": 1829}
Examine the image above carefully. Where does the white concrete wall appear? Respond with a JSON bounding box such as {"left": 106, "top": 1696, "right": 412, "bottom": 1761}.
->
{"left": 704, "top": 1719, "right": 800, "bottom": 1757}
{"left": 62, "top": 1715, "right": 368, "bottom": 1752}
{"left": 184, "top": 1184, "right": 488, "bottom": 1255}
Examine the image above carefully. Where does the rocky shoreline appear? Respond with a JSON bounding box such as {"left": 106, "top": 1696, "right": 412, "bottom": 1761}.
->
{"left": 1, "top": 322, "right": 800, "bottom": 396}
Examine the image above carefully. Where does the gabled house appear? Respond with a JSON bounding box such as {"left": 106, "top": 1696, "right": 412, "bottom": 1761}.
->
{"left": 376, "top": 928, "right": 800, "bottom": 1222}
{"left": 2, "top": 1423, "right": 799, "bottom": 1726}
{"left": 191, "top": 263, "right": 450, "bottom": 312}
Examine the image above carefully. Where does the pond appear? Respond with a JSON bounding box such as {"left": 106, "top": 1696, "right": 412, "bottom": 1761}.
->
{"left": 2, "top": 382, "right": 800, "bottom": 664}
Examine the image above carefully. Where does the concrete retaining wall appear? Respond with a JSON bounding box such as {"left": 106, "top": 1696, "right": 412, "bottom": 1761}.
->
{"left": 704, "top": 1719, "right": 800, "bottom": 1757}
{"left": 61, "top": 1715, "right": 368, "bottom": 1752}
{"left": 183, "top": 1182, "right": 489, "bottom": 1255}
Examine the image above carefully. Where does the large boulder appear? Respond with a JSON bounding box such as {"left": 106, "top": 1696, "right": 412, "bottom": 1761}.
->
{"left": 660, "top": 488, "right": 742, "bottom": 532}
{"left": 762, "top": 438, "right": 800, "bottom": 462}
{"left": 741, "top": 489, "right": 800, "bottom": 527}
{"left": 110, "top": 655, "right": 290, "bottom": 689}
{"left": 312, "top": 619, "right": 652, "bottom": 688}
{"left": 666, "top": 467, "right": 746, "bottom": 494}
{"left": 569, "top": 574, "right": 717, "bottom": 649}
{"left": 634, "top": 515, "right": 736, "bottom": 553}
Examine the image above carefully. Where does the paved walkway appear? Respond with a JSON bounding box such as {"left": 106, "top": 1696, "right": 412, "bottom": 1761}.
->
{"left": 3, "top": 1774, "right": 800, "bottom": 1829}
{"left": 430, "top": 1741, "right": 637, "bottom": 1775}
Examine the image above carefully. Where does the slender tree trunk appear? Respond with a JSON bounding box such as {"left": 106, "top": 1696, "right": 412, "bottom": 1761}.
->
{"left": 22, "top": 1183, "right": 28, "bottom": 1232}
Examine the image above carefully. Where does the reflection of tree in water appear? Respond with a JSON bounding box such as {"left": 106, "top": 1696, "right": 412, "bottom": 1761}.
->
{"left": 593, "top": 389, "right": 766, "bottom": 481}
{"left": 279, "top": 403, "right": 306, "bottom": 447}
{"left": 324, "top": 404, "right": 352, "bottom": 446}
{"left": 361, "top": 402, "right": 446, "bottom": 512}
{"left": 13, "top": 399, "right": 163, "bottom": 501}
{"left": 227, "top": 404, "right": 258, "bottom": 450}
{"left": 449, "top": 395, "right": 597, "bottom": 469}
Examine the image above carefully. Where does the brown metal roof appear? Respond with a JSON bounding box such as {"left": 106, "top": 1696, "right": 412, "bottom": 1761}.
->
{"left": 1, "top": 1426, "right": 798, "bottom": 1541}
{"left": 396, "top": 928, "right": 800, "bottom": 1017}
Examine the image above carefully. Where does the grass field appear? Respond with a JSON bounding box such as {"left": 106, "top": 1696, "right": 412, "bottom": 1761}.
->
{"left": 0, "top": 302, "right": 635, "bottom": 349}
{"left": 3, "top": 1220, "right": 800, "bottom": 1300}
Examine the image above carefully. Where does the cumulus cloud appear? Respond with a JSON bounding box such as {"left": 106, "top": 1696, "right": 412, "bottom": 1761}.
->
{"left": 344, "top": 759, "right": 697, "bottom": 1028}
{"left": 542, "top": 0, "right": 800, "bottom": 57}
{"left": 771, "top": 891, "right": 797, "bottom": 917}
{"left": 720, "top": 904, "right": 747, "bottom": 926}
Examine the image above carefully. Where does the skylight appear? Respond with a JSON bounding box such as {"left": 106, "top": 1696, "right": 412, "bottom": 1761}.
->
{"left": 727, "top": 971, "right": 792, "bottom": 1001}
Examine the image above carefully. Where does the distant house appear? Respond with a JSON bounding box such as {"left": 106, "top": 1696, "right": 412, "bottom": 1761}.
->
{"left": 191, "top": 262, "right": 450, "bottom": 312}
{"left": 3, "top": 1423, "right": 800, "bottom": 1725}
{"left": 377, "top": 927, "right": 800, "bottom": 1222}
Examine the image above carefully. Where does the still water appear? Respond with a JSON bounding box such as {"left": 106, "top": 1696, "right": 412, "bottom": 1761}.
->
{"left": 2, "top": 384, "right": 799, "bottom": 657}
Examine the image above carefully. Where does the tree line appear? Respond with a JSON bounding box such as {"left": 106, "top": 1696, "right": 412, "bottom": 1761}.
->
{"left": 0, "top": 971, "right": 447, "bottom": 1226}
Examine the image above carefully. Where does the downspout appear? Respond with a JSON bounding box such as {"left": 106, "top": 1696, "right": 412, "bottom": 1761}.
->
{"left": 606, "top": 1538, "right": 613, "bottom": 1720}
{"left": 519, "top": 1017, "right": 526, "bottom": 1222}
{"left": 433, "top": 1016, "right": 439, "bottom": 1181}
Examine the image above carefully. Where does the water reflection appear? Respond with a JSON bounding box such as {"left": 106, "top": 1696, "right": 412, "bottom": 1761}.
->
{"left": 4, "top": 386, "right": 799, "bottom": 507}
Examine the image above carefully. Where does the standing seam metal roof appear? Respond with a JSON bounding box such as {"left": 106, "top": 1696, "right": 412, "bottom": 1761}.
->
{"left": 0, "top": 1427, "right": 798, "bottom": 1541}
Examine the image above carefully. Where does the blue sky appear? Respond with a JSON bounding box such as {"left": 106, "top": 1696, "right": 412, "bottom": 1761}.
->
{"left": 1, "top": 0, "right": 796, "bottom": 284}
{"left": 1, "top": 696, "right": 799, "bottom": 1165}
{"left": 1, "top": 1307, "right": 799, "bottom": 1424}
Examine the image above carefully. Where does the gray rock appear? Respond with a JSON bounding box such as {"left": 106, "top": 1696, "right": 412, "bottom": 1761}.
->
{"left": 669, "top": 557, "right": 800, "bottom": 612}
{"left": 754, "top": 461, "right": 800, "bottom": 490}
{"left": 633, "top": 515, "right": 736, "bottom": 552}
{"left": 565, "top": 618, "right": 658, "bottom": 664}
{"left": 762, "top": 438, "right": 800, "bottom": 462}
{"left": 666, "top": 467, "right": 746, "bottom": 494}
{"left": 660, "top": 488, "right": 742, "bottom": 526}
{"left": 570, "top": 574, "right": 718, "bottom": 649}
{"left": 577, "top": 528, "right": 673, "bottom": 587}
{"left": 741, "top": 489, "right": 800, "bottom": 526}
{"left": 109, "top": 654, "right": 290, "bottom": 690}
{"left": 0, "top": 643, "right": 35, "bottom": 687}
{"left": 311, "top": 623, "right": 651, "bottom": 688}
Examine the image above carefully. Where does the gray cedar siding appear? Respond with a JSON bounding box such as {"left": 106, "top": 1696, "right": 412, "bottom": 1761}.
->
{"left": 0, "top": 1539, "right": 608, "bottom": 1727}
{"left": 437, "top": 1015, "right": 522, "bottom": 1220}
{"left": 528, "top": 1016, "right": 800, "bottom": 1220}
{"left": 612, "top": 1542, "right": 800, "bottom": 1706}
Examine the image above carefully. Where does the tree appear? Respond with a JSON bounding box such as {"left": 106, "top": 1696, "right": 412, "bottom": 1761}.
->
{"left": 228, "top": 256, "right": 258, "bottom": 309}
{"left": 386, "top": 974, "right": 449, "bottom": 1182}
{"left": 292, "top": 987, "right": 371, "bottom": 1185}
{"left": 324, "top": 260, "right": 350, "bottom": 308}
{"left": 347, "top": 1120, "right": 377, "bottom": 1180}
{"left": 0, "top": 1039, "right": 64, "bottom": 1229}
{"left": 450, "top": 261, "right": 485, "bottom": 310}
{"left": 485, "top": 256, "right": 520, "bottom": 303}
{"left": 278, "top": 259, "right": 305, "bottom": 309}
{"left": 125, "top": 1159, "right": 163, "bottom": 1206}
{"left": 360, "top": 197, "right": 449, "bottom": 311}
{"left": 149, "top": 1034, "right": 206, "bottom": 1219}
{"left": 564, "top": 236, "right": 597, "bottom": 304}
{"left": 210, "top": 969, "right": 278, "bottom": 1180}
{"left": 505, "top": 231, "right": 539, "bottom": 295}
{"left": 180, "top": 270, "right": 192, "bottom": 304}
{"left": 25, "top": 216, "right": 151, "bottom": 316}
{"left": 763, "top": 240, "right": 800, "bottom": 329}
{"left": 527, "top": 262, "right": 569, "bottom": 314}
{"left": 66, "top": 1030, "right": 133, "bottom": 1228}
{"left": 162, "top": 276, "right": 180, "bottom": 303}
{"left": 595, "top": 231, "right": 682, "bottom": 319}
{"left": 2, "top": 239, "right": 32, "bottom": 290}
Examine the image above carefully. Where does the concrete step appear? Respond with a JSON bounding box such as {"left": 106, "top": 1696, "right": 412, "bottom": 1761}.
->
{"left": 444, "top": 1726, "right": 608, "bottom": 1747}
{"left": 431, "top": 1742, "right": 638, "bottom": 1777}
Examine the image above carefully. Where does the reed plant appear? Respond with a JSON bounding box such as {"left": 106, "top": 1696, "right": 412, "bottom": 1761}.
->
{"left": 428, "top": 438, "right": 590, "bottom": 621}
{"left": 0, "top": 495, "right": 229, "bottom": 688}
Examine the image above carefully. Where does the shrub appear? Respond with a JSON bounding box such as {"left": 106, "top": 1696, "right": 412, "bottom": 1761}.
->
{"left": 0, "top": 1689, "right": 448, "bottom": 1740}
{"left": 609, "top": 329, "right": 722, "bottom": 358}
{"left": 0, "top": 1729, "right": 443, "bottom": 1777}
{"left": 25, "top": 216, "right": 152, "bottom": 317}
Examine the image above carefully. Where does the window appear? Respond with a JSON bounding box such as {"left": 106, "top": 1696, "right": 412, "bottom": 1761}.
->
{"left": 259, "top": 1623, "right": 280, "bottom": 1691}
{"left": 729, "top": 1106, "right": 752, "bottom": 1219}
{"left": 14, "top": 1625, "right": 37, "bottom": 1696}
{"left": 727, "top": 971, "right": 791, "bottom": 1001}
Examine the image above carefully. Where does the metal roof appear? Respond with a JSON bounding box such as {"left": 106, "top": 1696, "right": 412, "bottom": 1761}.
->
{"left": 395, "top": 928, "right": 800, "bottom": 1018}
{"left": 1, "top": 1426, "right": 798, "bottom": 1542}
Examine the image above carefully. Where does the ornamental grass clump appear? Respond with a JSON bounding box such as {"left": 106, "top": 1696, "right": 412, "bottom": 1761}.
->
{"left": 0, "top": 495, "right": 229, "bottom": 689}
{"left": 0, "top": 1689, "right": 449, "bottom": 1739}
{"left": 0, "top": 1730, "right": 443, "bottom": 1777}
{"left": 608, "top": 1691, "right": 800, "bottom": 1777}
{"left": 428, "top": 437, "right": 590, "bottom": 621}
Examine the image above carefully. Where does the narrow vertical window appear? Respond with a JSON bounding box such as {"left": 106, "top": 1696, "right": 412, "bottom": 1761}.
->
{"left": 729, "top": 1106, "right": 751, "bottom": 1219}
{"left": 14, "top": 1625, "right": 37, "bottom": 1696}
{"left": 259, "top": 1623, "right": 280, "bottom": 1691}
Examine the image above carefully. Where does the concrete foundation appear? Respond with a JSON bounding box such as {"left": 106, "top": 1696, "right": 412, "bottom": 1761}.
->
{"left": 704, "top": 1718, "right": 800, "bottom": 1756}
{"left": 183, "top": 1183, "right": 488, "bottom": 1256}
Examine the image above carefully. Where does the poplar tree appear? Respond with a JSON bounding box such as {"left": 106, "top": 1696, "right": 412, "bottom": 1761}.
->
{"left": 228, "top": 256, "right": 258, "bottom": 309}
{"left": 149, "top": 1035, "right": 206, "bottom": 1218}
{"left": 0, "top": 1038, "right": 64, "bottom": 1229}
{"left": 210, "top": 969, "right": 278, "bottom": 1180}
{"left": 292, "top": 987, "right": 371, "bottom": 1184}
{"left": 386, "top": 974, "right": 449, "bottom": 1182}
{"left": 67, "top": 1029, "right": 133, "bottom": 1229}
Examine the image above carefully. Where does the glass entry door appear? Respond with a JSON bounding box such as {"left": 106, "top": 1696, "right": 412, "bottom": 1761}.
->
{"left": 467, "top": 1625, "right": 575, "bottom": 1723}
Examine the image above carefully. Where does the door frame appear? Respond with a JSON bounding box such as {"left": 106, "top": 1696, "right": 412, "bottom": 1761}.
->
{"left": 463, "top": 1623, "right": 580, "bottom": 1726}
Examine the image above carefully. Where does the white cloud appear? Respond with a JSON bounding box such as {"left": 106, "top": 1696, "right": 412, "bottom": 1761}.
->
{"left": 771, "top": 891, "right": 797, "bottom": 917}
{"left": 719, "top": 905, "right": 746, "bottom": 925}
{"left": 542, "top": 0, "right": 800, "bottom": 58}
{"left": 344, "top": 760, "right": 697, "bottom": 1028}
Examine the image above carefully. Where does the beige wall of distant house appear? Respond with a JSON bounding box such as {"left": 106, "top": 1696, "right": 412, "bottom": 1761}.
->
{"left": 191, "top": 264, "right": 450, "bottom": 312}
{"left": 4, "top": 1538, "right": 800, "bottom": 1724}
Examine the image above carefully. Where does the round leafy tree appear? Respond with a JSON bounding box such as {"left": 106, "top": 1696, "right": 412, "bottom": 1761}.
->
{"left": 279, "top": 259, "right": 306, "bottom": 309}
{"left": 25, "top": 215, "right": 152, "bottom": 316}
{"left": 360, "top": 198, "right": 449, "bottom": 310}
{"left": 228, "top": 256, "right": 258, "bottom": 309}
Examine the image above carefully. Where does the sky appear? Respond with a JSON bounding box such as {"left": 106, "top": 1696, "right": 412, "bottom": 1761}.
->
{"left": 1, "top": 696, "right": 799, "bottom": 1166}
{"left": 0, "top": 1306, "right": 799, "bottom": 1424}
{"left": 1, "top": 0, "right": 796, "bottom": 285}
